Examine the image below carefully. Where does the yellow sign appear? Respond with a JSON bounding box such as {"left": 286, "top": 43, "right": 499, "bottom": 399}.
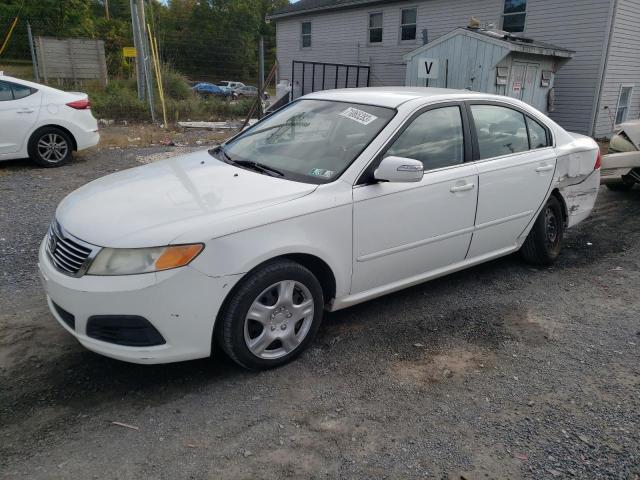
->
{"left": 123, "top": 47, "right": 137, "bottom": 58}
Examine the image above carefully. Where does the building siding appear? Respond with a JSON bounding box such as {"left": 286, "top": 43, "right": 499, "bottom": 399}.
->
{"left": 593, "top": 0, "right": 640, "bottom": 137}
{"left": 520, "top": 0, "right": 612, "bottom": 134}
{"left": 275, "top": 0, "right": 613, "bottom": 134}
{"left": 276, "top": 0, "right": 503, "bottom": 90}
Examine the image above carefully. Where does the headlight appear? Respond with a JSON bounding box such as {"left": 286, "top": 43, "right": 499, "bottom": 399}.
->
{"left": 87, "top": 244, "right": 204, "bottom": 276}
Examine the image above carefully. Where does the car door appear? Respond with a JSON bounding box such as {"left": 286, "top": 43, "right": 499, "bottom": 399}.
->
{"left": 0, "top": 80, "right": 41, "bottom": 155}
{"left": 351, "top": 103, "right": 479, "bottom": 294}
{"left": 466, "top": 102, "right": 556, "bottom": 259}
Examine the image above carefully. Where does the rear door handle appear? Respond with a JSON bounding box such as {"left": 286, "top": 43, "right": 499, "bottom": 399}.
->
{"left": 17, "top": 109, "right": 34, "bottom": 114}
{"left": 450, "top": 183, "right": 475, "bottom": 193}
{"left": 535, "top": 164, "right": 554, "bottom": 173}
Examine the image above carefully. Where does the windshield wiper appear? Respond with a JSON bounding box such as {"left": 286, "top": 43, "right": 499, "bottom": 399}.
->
{"left": 210, "top": 145, "right": 232, "bottom": 163}
{"left": 233, "top": 159, "right": 284, "bottom": 177}
{"left": 210, "top": 146, "right": 284, "bottom": 178}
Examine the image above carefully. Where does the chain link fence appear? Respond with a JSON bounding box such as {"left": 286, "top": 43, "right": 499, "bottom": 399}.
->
{"left": 0, "top": 15, "right": 277, "bottom": 123}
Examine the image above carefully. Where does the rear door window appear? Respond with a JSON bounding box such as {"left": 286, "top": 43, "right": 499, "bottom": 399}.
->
{"left": 12, "top": 83, "right": 35, "bottom": 100}
{"left": 0, "top": 81, "right": 13, "bottom": 101}
{"left": 0, "top": 81, "right": 36, "bottom": 101}
{"left": 471, "top": 105, "right": 529, "bottom": 159}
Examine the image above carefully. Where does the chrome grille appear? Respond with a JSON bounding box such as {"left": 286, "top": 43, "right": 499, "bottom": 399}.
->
{"left": 46, "top": 221, "right": 97, "bottom": 277}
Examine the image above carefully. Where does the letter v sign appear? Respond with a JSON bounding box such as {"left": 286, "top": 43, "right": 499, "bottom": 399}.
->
{"left": 418, "top": 57, "right": 439, "bottom": 79}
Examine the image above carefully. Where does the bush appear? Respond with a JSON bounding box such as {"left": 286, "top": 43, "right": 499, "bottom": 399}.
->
{"left": 161, "top": 66, "right": 192, "bottom": 101}
{"left": 87, "top": 80, "right": 148, "bottom": 120}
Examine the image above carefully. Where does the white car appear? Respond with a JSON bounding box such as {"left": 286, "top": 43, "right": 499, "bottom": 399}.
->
{"left": 38, "top": 88, "right": 600, "bottom": 369}
{"left": 218, "top": 81, "right": 245, "bottom": 92}
{"left": 0, "top": 74, "right": 99, "bottom": 167}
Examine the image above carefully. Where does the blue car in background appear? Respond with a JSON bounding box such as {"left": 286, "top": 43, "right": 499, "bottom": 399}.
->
{"left": 192, "top": 82, "right": 231, "bottom": 99}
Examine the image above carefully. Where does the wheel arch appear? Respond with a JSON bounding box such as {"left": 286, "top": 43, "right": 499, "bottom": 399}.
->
{"left": 29, "top": 124, "right": 78, "bottom": 151}
{"left": 550, "top": 187, "right": 568, "bottom": 226}
{"left": 212, "top": 252, "right": 338, "bottom": 347}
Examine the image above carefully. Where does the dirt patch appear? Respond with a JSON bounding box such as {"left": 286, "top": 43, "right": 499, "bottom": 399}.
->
{"left": 97, "top": 123, "right": 233, "bottom": 149}
{"left": 390, "top": 344, "right": 495, "bottom": 385}
{"left": 504, "top": 309, "right": 563, "bottom": 344}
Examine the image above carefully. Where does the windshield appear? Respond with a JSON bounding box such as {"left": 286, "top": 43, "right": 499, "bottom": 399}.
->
{"left": 218, "top": 99, "right": 395, "bottom": 184}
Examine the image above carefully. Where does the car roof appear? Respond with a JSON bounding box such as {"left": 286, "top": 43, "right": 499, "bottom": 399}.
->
{"left": 303, "top": 87, "right": 509, "bottom": 109}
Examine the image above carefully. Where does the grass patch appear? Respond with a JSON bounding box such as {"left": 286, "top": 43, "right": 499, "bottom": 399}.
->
{"left": 84, "top": 71, "right": 255, "bottom": 123}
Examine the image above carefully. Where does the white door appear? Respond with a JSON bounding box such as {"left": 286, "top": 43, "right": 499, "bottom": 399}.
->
{"left": 508, "top": 63, "right": 539, "bottom": 105}
{"left": 352, "top": 105, "right": 478, "bottom": 294}
{"left": 521, "top": 64, "right": 539, "bottom": 105}
{"left": 0, "top": 80, "right": 41, "bottom": 155}
{"left": 507, "top": 64, "right": 526, "bottom": 100}
{"left": 466, "top": 104, "right": 556, "bottom": 258}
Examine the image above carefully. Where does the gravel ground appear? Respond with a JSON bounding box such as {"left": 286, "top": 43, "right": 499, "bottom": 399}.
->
{"left": 0, "top": 142, "right": 639, "bottom": 480}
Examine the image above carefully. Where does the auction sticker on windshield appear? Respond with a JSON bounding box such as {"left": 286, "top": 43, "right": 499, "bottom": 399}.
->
{"left": 339, "top": 107, "right": 378, "bottom": 126}
{"left": 310, "top": 168, "right": 334, "bottom": 178}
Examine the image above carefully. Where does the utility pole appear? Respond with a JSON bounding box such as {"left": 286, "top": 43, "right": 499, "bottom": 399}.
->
{"left": 26, "top": 22, "right": 40, "bottom": 82}
{"left": 130, "top": 0, "right": 156, "bottom": 122}
{"left": 130, "top": 0, "right": 145, "bottom": 101}
{"left": 137, "top": 0, "right": 156, "bottom": 120}
{"left": 258, "top": 36, "right": 265, "bottom": 117}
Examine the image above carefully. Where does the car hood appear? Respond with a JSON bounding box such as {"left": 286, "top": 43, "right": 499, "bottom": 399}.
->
{"left": 56, "top": 150, "right": 317, "bottom": 248}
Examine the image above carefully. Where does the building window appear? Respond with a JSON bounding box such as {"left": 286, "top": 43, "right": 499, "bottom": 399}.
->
{"left": 400, "top": 8, "right": 417, "bottom": 41}
{"left": 502, "top": 0, "right": 526, "bottom": 33}
{"left": 615, "top": 86, "right": 633, "bottom": 124}
{"left": 369, "top": 12, "right": 383, "bottom": 43}
{"left": 301, "top": 22, "right": 311, "bottom": 48}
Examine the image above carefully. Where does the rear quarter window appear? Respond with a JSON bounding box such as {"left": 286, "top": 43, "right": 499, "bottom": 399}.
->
{"left": 526, "top": 116, "right": 550, "bottom": 149}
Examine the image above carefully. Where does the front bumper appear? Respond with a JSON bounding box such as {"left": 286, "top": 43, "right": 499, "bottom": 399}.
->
{"left": 38, "top": 239, "right": 242, "bottom": 364}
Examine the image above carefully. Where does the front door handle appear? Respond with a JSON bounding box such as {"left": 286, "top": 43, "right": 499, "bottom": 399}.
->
{"left": 450, "top": 183, "right": 475, "bottom": 193}
{"left": 535, "top": 164, "right": 554, "bottom": 173}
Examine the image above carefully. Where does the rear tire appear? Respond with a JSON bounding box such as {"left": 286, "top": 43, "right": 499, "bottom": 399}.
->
{"left": 28, "top": 127, "right": 73, "bottom": 167}
{"left": 520, "top": 195, "right": 564, "bottom": 266}
{"left": 218, "top": 260, "right": 324, "bottom": 370}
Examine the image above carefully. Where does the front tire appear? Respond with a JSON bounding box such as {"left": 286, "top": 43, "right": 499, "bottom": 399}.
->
{"left": 28, "top": 127, "right": 73, "bottom": 167}
{"left": 520, "top": 195, "right": 564, "bottom": 265}
{"left": 218, "top": 260, "right": 324, "bottom": 370}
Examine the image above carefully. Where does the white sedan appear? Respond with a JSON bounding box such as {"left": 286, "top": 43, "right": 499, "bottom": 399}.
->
{"left": 38, "top": 88, "right": 600, "bottom": 369}
{"left": 0, "top": 74, "right": 99, "bottom": 167}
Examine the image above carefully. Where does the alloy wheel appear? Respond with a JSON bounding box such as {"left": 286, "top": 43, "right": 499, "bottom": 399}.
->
{"left": 37, "top": 133, "right": 68, "bottom": 163}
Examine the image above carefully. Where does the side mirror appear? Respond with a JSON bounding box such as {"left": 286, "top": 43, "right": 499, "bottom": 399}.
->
{"left": 374, "top": 156, "right": 424, "bottom": 183}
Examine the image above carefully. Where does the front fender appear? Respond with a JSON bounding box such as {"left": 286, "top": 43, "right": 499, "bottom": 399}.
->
{"left": 189, "top": 203, "right": 353, "bottom": 299}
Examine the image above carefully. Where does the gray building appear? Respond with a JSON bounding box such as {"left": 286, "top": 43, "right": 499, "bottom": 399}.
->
{"left": 268, "top": 0, "right": 640, "bottom": 137}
